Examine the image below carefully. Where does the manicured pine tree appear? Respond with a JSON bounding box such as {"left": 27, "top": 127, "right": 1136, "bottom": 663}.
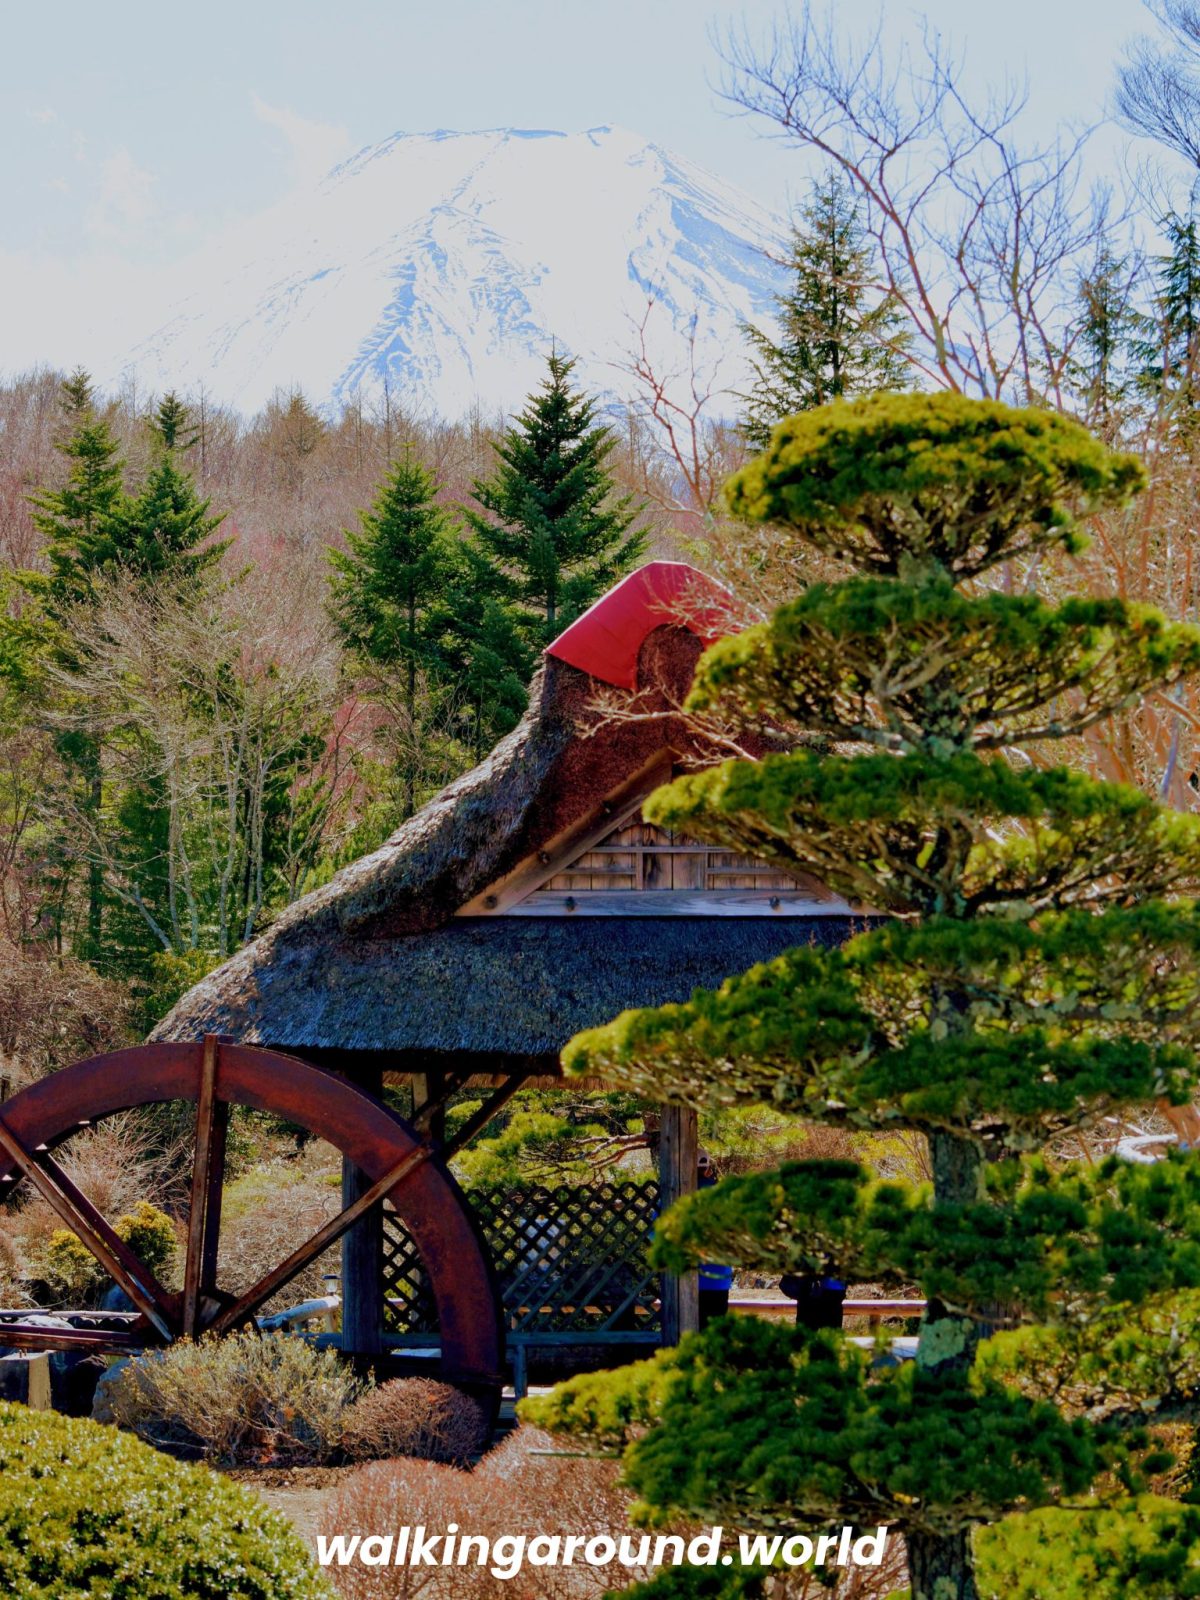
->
{"left": 465, "top": 351, "right": 646, "bottom": 648}
{"left": 740, "top": 172, "right": 911, "bottom": 449}
{"left": 526, "top": 394, "right": 1200, "bottom": 1600}
{"left": 328, "top": 448, "right": 459, "bottom": 818}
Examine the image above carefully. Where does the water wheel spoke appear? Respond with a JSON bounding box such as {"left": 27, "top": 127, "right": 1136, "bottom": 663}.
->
{"left": 0, "top": 1113, "right": 177, "bottom": 1341}
{"left": 182, "top": 1036, "right": 229, "bottom": 1337}
{"left": 209, "top": 1075, "right": 527, "bottom": 1337}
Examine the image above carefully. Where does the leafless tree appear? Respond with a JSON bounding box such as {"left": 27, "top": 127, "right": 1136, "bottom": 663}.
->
{"left": 717, "top": 9, "right": 1116, "bottom": 406}
{"left": 1118, "top": 1, "right": 1200, "bottom": 169}
{"left": 45, "top": 573, "right": 352, "bottom": 957}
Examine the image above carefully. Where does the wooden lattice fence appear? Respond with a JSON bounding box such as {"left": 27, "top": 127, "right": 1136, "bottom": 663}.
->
{"left": 382, "top": 1181, "right": 661, "bottom": 1336}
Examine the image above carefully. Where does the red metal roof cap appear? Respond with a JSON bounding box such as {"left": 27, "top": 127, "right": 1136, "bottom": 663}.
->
{"left": 544, "top": 561, "right": 734, "bottom": 689}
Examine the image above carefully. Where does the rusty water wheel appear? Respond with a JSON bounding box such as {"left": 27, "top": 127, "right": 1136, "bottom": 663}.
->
{"left": 0, "top": 1040, "right": 504, "bottom": 1387}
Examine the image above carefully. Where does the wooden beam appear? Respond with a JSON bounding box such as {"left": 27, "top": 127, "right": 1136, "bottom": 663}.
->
{"left": 210, "top": 1075, "right": 527, "bottom": 1340}
{"left": 455, "top": 753, "right": 673, "bottom": 917}
{"left": 341, "top": 1064, "right": 384, "bottom": 1356}
{"left": 658, "top": 1103, "right": 699, "bottom": 1345}
{"left": 504, "top": 889, "right": 851, "bottom": 917}
{"left": 0, "top": 1114, "right": 176, "bottom": 1341}
{"left": 411, "top": 1067, "right": 447, "bottom": 1145}
{"left": 182, "top": 1035, "right": 223, "bottom": 1338}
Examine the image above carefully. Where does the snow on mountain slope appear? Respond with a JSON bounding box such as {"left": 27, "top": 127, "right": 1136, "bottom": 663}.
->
{"left": 128, "top": 126, "right": 787, "bottom": 418}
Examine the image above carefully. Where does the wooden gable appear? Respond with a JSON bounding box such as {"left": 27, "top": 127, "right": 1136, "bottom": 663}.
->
{"left": 457, "top": 770, "right": 849, "bottom": 919}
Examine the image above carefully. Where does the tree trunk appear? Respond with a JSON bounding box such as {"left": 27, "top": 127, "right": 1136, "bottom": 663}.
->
{"left": 929, "top": 1129, "right": 985, "bottom": 1206}
{"left": 906, "top": 1529, "right": 979, "bottom": 1600}
{"left": 86, "top": 762, "right": 103, "bottom": 960}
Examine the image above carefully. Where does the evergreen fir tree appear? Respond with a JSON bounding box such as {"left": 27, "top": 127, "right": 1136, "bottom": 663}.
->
{"left": 438, "top": 542, "right": 533, "bottom": 759}
{"left": 527, "top": 394, "right": 1200, "bottom": 1600}
{"left": 105, "top": 456, "right": 227, "bottom": 583}
{"left": 26, "top": 381, "right": 227, "bottom": 966}
{"left": 31, "top": 383, "right": 224, "bottom": 605}
{"left": 465, "top": 351, "right": 646, "bottom": 647}
{"left": 29, "top": 372, "right": 126, "bottom": 609}
{"left": 25, "top": 372, "right": 127, "bottom": 959}
{"left": 1135, "top": 210, "right": 1200, "bottom": 414}
{"left": 1071, "top": 247, "right": 1138, "bottom": 427}
{"left": 152, "top": 391, "right": 200, "bottom": 453}
{"left": 740, "top": 172, "right": 911, "bottom": 449}
{"left": 328, "top": 449, "right": 460, "bottom": 817}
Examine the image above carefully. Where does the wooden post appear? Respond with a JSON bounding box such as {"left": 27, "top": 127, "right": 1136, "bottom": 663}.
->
{"left": 412, "top": 1067, "right": 446, "bottom": 1146}
{"left": 658, "top": 1103, "right": 699, "bottom": 1345}
{"left": 341, "top": 1064, "right": 384, "bottom": 1356}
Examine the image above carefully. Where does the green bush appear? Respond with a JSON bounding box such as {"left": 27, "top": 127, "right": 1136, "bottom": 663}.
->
{"left": 43, "top": 1198, "right": 178, "bottom": 1302}
{"left": 880, "top": 1496, "right": 1200, "bottom": 1599}
{"left": 0, "top": 1400, "right": 334, "bottom": 1599}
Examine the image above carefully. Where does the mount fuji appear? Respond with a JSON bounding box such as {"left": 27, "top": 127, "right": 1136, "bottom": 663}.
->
{"left": 127, "top": 126, "right": 788, "bottom": 419}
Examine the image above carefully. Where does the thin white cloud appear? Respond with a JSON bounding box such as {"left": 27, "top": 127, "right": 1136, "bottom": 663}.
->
{"left": 87, "top": 146, "right": 156, "bottom": 237}
{"left": 251, "top": 95, "right": 352, "bottom": 186}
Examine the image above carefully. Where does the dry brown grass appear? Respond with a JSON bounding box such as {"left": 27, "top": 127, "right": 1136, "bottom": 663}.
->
{"left": 320, "top": 1427, "right": 909, "bottom": 1599}
{"left": 340, "top": 1379, "right": 490, "bottom": 1467}
{"left": 0, "top": 940, "right": 132, "bottom": 1077}
{"left": 11, "top": 1113, "right": 184, "bottom": 1283}
{"left": 216, "top": 1144, "right": 344, "bottom": 1313}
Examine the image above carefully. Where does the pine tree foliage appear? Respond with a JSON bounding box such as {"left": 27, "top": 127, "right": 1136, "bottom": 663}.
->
{"left": 1135, "top": 210, "right": 1200, "bottom": 413}
{"left": 465, "top": 351, "right": 646, "bottom": 645}
{"left": 328, "top": 450, "right": 461, "bottom": 817}
{"left": 1069, "top": 248, "right": 1140, "bottom": 425}
{"left": 30, "top": 381, "right": 224, "bottom": 606}
{"left": 524, "top": 393, "right": 1200, "bottom": 1600}
{"left": 740, "top": 173, "right": 910, "bottom": 450}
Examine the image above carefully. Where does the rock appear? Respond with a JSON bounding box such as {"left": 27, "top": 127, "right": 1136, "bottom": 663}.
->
{"left": 91, "top": 1357, "right": 131, "bottom": 1424}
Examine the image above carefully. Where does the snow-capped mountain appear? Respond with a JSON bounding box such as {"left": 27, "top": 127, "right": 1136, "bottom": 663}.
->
{"left": 128, "top": 126, "right": 787, "bottom": 418}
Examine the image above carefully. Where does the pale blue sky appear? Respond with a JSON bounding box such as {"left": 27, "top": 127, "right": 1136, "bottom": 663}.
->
{"left": 0, "top": 0, "right": 1181, "bottom": 373}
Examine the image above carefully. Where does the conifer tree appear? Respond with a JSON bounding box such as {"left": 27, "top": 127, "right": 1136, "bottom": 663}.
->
{"left": 526, "top": 394, "right": 1200, "bottom": 1600}
{"left": 30, "top": 382, "right": 224, "bottom": 605}
{"left": 328, "top": 449, "right": 459, "bottom": 817}
{"left": 29, "top": 371, "right": 126, "bottom": 609}
{"left": 438, "top": 542, "right": 533, "bottom": 759}
{"left": 1136, "top": 210, "right": 1200, "bottom": 414}
{"left": 1071, "top": 247, "right": 1138, "bottom": 427}
{"left": 740, "top": 173, "right": 910, "bottom": 449}
{"left": 26, "top": 381, "right": 227, "bottom": 964}
{"left": 465, "top": 352, "right": 646, "bottom": 646}
{"left": 152, "top": 390, "right": 201, "bottom": 453}
{"left": 101, "top": 395, "right": 227, "bottom": 583}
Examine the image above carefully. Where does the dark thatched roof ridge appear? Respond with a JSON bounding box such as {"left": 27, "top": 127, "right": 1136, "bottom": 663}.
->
{"left": 155, "top": 627, "right": 789, "bottom": 1058}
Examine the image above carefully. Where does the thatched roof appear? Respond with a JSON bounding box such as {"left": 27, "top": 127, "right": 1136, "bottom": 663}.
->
{"left": 153, "top": 915, "right": 861, "bottom": 1060}
{"left": 154, "top": 580, "right": 845, "bottom": 1067}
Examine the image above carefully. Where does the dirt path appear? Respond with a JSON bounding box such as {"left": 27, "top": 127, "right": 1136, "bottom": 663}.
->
{"left": 223, "top": 1465, "right": 358, "bottom": 1553}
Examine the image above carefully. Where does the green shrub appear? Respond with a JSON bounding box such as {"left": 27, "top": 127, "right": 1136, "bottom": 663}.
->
{"left": 43, "top": 1227, "right": 103, "bottom": 1299}
{"left": 880, "top": 1495, "right": 1200, "bottom": 1599}
{"left": 0, "top": 1400, "right": 334, "bottom": 1599}
{"left": 42, "top": 1197, "right": 179, "bottom": 1301}
{"left": 118, "top": 1197, "right": 179, "bottom": 1278}
{"left": 104, "top": 1328, "right": 364, "bottom": 1464}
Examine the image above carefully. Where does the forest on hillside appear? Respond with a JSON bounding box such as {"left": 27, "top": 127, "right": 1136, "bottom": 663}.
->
{"left": 4, "top": 7, "right": 1200, "bottom": 1076}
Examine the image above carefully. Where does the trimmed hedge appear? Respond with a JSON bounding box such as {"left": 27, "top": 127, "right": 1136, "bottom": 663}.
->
{"left": 0, "top": 1400, "right": 334, "bottom": 1599}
